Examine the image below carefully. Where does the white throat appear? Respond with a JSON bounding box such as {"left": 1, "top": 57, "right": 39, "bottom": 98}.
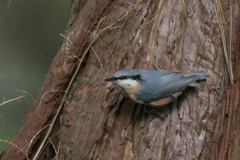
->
{"left": 115, "top": 79, "right": 139, "bottom": 90}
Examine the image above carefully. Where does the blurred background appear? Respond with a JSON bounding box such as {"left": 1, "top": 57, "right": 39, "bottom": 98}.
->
{"left": 0, "top": 0, "right": 70, "bottom": 152}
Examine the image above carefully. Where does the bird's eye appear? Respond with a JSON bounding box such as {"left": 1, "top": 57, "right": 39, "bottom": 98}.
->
{"left": 121, "top": 76, "right": 127, "bottom": 79}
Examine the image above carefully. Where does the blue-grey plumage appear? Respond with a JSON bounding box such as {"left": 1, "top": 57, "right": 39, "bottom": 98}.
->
{"left": 105, "top": 69, "right": 206, "bottom": 107}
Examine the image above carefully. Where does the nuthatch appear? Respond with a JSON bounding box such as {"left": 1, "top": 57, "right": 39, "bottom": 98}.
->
{"left": 105, "top": 69, "right": 206, "bottom": 107}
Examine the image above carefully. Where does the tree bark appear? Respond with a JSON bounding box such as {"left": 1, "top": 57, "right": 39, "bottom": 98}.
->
{"left": 211, "top": 1, "right": 240, "bottom": 160}
{"left": 1, "top": 0, "right": 239, "bottom": 160}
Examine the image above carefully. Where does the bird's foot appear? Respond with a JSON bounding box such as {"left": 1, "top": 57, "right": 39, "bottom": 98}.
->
{"left": 145, "top": 106, "right": 167, "bottom": 120}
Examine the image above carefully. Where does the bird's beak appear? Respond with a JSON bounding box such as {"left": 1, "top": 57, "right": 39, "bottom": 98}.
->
{"left": 105, "top": 77, "right": 116, "bottom": 81}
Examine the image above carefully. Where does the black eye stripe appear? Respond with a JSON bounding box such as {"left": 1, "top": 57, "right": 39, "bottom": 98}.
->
{"left": 131, "top": 75, "right": 141, "bottom": 80}
{"left": 115, "top": 75, "right": 141, "bottom": 80}
{"left": 121, "top": 76, "right": 127, "bottom": 79}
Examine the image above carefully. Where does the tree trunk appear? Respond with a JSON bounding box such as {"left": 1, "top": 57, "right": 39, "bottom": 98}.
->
{"left": 1, "top": 0, "right": 239, "bottom": 159}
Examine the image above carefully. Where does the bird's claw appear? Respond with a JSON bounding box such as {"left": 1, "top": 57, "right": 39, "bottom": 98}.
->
{"left": 145, "top": 106, "right": 167, "bottom": 120}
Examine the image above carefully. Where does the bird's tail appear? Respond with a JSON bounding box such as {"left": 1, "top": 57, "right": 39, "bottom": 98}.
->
{"left": 183, "top": 71, "right": 207, "bottom": 80}
{"left": 183, "top": 71, "right": 207, "bottom": 87}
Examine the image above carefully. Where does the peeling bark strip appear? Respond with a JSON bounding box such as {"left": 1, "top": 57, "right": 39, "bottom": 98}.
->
{"left": 211, "top": 1, "right": 240, "bottom": 160}
{"left": 0, "top": 0, "right": 239, "bottom": 160}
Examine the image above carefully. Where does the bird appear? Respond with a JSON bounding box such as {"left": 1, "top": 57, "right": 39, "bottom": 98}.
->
{"left": 105, "top": 69, "right": 206, "bottom": 107}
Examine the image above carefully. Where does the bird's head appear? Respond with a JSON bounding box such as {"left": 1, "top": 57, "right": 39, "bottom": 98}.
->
{"left": 105, "top": 69, "right": 141, "bottom": 90}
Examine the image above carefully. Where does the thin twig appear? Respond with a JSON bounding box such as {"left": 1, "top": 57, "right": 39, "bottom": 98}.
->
{"left": 229, "top": 3, "right": 233, "bottom": 83}
{"left": 27, "top": 124, "right": 50, "bottom": 153}
{"left": 49, "top": 138, "right": 57, "bottom": 156}
{"left": 39, "top": 90, "right": 66, "bottom": 107}
{"left": 54, "top": 141, "right": 61, "bottom": 160}
{"left": 60, "top": 33, "right": 67, "bottom": 38}
{"left": 34, "top": 133, "right": 59, "bottom": 160}
{"left": 3, "top": 89, "right": 34, "bottom": 103}
{"left": 0, "top": 139, "right": 30, "bottom": 160}
{"left": 218, "top": 3, "right": 233, "bottom": 84}
{"left": 96, "top": 17, "right": 105, "bottom": 31}
{"left": 0, "top": 115, "right": 6, "bottom": 132}
{"left": 215, "top": 3, "right": 233, "bottom": 84}
{"left": 91, "top": 47, "right": 102, "bottom": 75}
{"left": 153, "top": 64, "right": 163, "bottom": 70}
{"left": 0, "top": 95, "right": 25, "bottom": 107}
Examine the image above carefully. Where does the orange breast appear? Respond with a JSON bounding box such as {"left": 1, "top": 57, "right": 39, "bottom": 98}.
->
{"left": 149, "top": 88, "right": 185, "bottom": 107}
{"left": 123, "top": 86, "right": 186, "bottom": 107}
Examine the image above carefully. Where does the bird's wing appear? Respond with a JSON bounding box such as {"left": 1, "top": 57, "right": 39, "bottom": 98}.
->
{"left": 155, "top": 73, "right": 200, "bottom": 100}
{"left": 135, "top": 72, "right": 200, "bottom": 102}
